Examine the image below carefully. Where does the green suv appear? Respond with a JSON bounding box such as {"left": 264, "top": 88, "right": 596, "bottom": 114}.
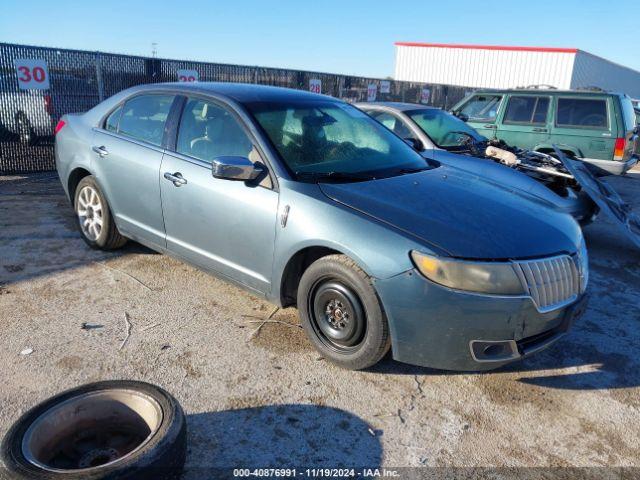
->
{"left": 452, "top": 89, "right": 638, "bottom": 175}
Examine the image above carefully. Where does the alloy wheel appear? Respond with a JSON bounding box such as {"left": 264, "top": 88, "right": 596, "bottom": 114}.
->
{"left": 77, "top": 185, "right": 103, "bottom": 241}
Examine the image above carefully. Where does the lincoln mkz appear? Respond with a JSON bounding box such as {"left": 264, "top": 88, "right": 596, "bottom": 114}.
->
{"left": 55, "top": 83, "right": 589, "bottom": 370}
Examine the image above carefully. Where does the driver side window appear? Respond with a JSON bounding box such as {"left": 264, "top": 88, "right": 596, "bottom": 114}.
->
{"left": 176, "top": 99, "right": 253, "bottom": 163}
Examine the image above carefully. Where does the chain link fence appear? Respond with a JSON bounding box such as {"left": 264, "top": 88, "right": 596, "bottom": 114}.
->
{"left": 0, "top": 42, "right": 470, "bottom": 174}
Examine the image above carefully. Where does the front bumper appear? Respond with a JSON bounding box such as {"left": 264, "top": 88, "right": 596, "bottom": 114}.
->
{"left": 375, "top": 269, "right": 588, "bottom": 371}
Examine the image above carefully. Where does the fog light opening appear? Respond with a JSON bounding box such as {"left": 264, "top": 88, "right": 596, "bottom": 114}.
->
{"left": 470, "top": 340, "right": 519, "bottom": 363}
{"left": 483, "top": 344, "right": 505, "bottom": 357}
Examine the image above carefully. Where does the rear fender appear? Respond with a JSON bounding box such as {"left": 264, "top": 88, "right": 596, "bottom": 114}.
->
{"left": 534, "top": 143, "right": 583, "bottom": 158}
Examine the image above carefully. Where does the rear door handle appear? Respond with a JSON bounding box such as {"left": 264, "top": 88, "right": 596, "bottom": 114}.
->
{"left": 92, "top": 145, "right": 109, "bottom": 157}
{"left": 532, "top": 127, "right": 548, "bottom": 133}
{"left": 163, "top": 171, "right": 187, "bottom": 187}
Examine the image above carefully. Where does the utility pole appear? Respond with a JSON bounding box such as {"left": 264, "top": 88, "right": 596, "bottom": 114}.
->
{"left": 151, "top": 43, "right": 158, "bottom": 58}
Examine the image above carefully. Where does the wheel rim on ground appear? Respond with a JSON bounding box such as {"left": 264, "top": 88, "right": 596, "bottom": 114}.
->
{"left": 77, "top": 185, "right": 103, "bottom": 241}
{"left": 308, "top": 279, "right": 366, "bottom": 353}
{"left": 21, "top": 389, "right": 163, "bottom": 472}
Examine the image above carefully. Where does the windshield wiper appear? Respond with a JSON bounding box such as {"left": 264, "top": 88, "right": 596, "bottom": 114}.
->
{"left": 294, "top": 171, "right": 377, "bottom": 182}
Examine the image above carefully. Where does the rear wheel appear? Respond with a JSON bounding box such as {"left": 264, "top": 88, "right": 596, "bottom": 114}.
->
{"left": 297, "top": 254, "right": 390, "bottom": 370}
{"left": 16, "top": 114, "right": 35, "bottom": 146}
{"left": 74, "top": 176, "right": 127, "bottom": 250}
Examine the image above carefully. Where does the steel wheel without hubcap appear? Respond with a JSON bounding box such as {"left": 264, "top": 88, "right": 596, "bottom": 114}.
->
{"left": 77, "top": 185, "right": 103, "bottom": 241}
{"left": 309, "top": 280, "right": 366, "bottom": 352}
{"left": 21, "top": 389, "right": 162, "bottom": 472}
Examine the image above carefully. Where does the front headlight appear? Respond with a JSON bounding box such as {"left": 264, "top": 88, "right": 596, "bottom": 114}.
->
{"left": 411, "top": 251, "right": 525, "bottom": 295}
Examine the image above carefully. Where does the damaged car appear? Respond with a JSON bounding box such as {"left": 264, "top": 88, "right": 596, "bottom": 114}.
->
{"left": 357, "top": 102, "right": 599, "bottom": 224}
{"left": 56, "top": 83, "right": 589, "bottom": 371}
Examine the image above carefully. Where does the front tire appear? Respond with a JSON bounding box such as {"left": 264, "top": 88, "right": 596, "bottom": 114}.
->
{"left": 297, "top": 254, "right": 390, "bottom": 370}
{"left": 74, "top": 176, "right": 127, "bottom": 250}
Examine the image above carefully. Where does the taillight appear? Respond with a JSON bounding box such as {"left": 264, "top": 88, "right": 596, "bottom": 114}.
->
{"left": 54, "top": 120, "right": 66, "bottom": 135}
{"left": 43, "top": 94, "right": 53, "bottom": 115}
{"left": 613, "top": 137, "right": 626, "bottom": 160}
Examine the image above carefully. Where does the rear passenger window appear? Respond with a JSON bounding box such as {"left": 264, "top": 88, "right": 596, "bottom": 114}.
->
{"left": 118, "top": 95, "right": 174, "bottom": 146}
{"left": 503, "top": 96, "right": 549, "bottom": 124}
{"left": 556, "top": 98, "right": 608, "bottom": 128}
{"left": 104, "top": 106, "right": 122, "bottom": 132}
{"left": 176, "top": 99, "right": 253, "bottom": 162}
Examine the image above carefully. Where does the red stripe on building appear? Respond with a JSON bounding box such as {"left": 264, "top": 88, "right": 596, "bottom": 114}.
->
{"left": 394, "top": 42, "right": 578, "bottom": 54}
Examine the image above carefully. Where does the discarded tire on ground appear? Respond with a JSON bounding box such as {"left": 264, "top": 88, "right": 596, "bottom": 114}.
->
{"left": 1, "top": 381, "right": 186, "bottom": 480}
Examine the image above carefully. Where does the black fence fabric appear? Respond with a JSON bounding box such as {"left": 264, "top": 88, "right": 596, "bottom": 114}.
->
{"left": 0, "top": 42, "right": 469, "bottom": 174}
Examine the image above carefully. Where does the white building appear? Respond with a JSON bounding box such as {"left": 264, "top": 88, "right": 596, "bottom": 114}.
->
{"left": 394, "top": 42, "right": 640, "bottom": 99}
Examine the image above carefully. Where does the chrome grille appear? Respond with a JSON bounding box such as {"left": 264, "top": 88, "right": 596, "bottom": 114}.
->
{"left": 513, "top": 255, "right": 582, "bottom": 312}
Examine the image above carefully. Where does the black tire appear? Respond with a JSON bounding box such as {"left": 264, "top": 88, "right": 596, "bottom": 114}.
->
{"left": 74, "top": 176, "right": 127, "bottom": 250}
{"left": 297, "top": 254, "right": 391, "bottom": 370}
{"left": 16, "top": 114, "right": 36, "bottom": 146}
{"left": 1, "top": 381, "right": 186, "bottom": 480}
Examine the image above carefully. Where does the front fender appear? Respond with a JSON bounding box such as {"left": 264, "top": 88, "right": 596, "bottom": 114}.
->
{"left": 269, "top": 180, "right": 428, "bottom": 303}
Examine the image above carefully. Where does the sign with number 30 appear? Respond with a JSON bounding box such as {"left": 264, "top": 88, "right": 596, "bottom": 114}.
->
{"left": 14, "top": 59, "right": 50, "bottom": 90}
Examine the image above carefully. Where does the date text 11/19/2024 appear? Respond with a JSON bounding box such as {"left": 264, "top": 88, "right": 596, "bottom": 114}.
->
{"left": 233, "top": 468, "right": 400, "bottom": 477}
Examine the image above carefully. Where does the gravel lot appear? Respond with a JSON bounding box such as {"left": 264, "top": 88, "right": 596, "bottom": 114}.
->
{"left": 1, "top": 169, "right": 639, "bottom": 477}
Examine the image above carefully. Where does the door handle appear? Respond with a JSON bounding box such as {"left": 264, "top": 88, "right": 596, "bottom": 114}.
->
{"left": 92, "top": 145, "right": 109, "bottom": 157}
{"left": 163, "top": 171, "right": 187, "bottom": 187}
{"left": 483, "top": 124, "right": 497, "bottom": 129}
{"left": 532, "top": 127, "right": 548, "bottom": 133}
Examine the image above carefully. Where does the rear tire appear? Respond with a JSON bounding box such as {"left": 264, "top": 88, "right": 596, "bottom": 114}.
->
{"left": 16, "top": 114, "right": 36, "bottom": 146}
{"left": 74, "top": 176, "right": 127, "bottom": 250}
{"left": 297, "top": 254, "right": 390, "bottom": 370}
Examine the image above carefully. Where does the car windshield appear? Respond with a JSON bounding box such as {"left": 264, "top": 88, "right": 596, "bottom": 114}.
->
{"left": 407, "top": 109, "right": 485, "bottom": 148}
{"left": 457, "top": 94, "right": 502, "bottom": 122}
{"left": 246, "top": 100, "right": 430, "bottom": 182}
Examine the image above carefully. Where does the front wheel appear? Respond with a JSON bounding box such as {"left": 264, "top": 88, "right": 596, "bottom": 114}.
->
{"left": 297, "top": 254, "right": 390, "bottom": 370}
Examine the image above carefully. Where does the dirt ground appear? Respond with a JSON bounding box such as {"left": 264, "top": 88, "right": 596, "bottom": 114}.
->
{"left": 1, "top": 169, "right": 639, "bottom": 478}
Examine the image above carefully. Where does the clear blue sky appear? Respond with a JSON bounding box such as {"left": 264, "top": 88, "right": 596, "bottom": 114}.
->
{"left": 1, "top": 0, "right": 637, "bottom": 78}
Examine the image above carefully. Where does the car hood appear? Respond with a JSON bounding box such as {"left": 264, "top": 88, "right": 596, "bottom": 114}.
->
{"left": 433, "top": 150, "right": 564, "bottom": 203}
{"left": 319, "top": 165, "right": 581, "bottom": 259}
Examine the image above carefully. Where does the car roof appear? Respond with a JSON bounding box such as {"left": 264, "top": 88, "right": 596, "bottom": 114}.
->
{"left": 470, "top": 89, "right": 625, "bottom": 97}
{"left": 130, "top": 82, "right": 337, "bottom": 104}
{"left": 356, "top": 101, "right": 438, "bottom": 112}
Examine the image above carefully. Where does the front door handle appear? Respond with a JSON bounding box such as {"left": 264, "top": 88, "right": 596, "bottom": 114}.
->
{"left": 532, "top": 127, "right": 548, "bottom": 133}
{"left": 483, "top": 124, "right": 497, "bottom": 129}
{"left": 92, "top": 145, "right": 109, "bottom": 157}
{"left": 164, "top": 171, "right": 187, "bottom": 187}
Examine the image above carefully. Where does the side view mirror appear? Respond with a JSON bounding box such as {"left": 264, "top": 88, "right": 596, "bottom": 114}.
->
{"left": 211, "top": 156, "right": 264, "bottom": 181}
{"left": 404, "top": 137, "right": 424, "bottom": 152}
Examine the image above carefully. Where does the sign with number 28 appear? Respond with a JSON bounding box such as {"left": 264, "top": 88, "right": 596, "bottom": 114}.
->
{"left": 177, "top": 70, "right": 199, "bottom": 82}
